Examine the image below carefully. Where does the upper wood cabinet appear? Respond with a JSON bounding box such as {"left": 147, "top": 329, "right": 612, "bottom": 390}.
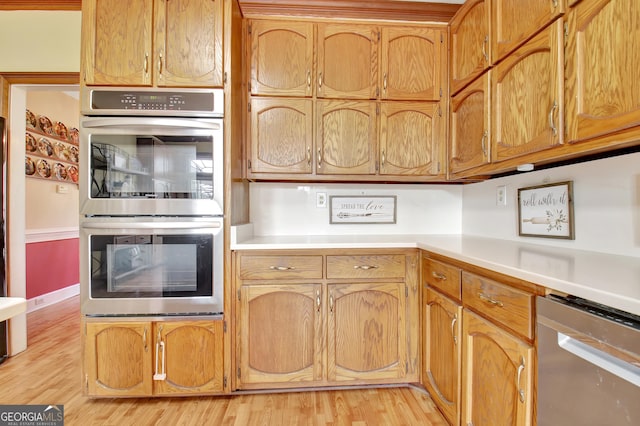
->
{"left": 248, "top": 20, "right": 314, "bottom": 96}
{"left": 449, "top": 71, "right": 491, "bottom": 178}
{"left": 317, "top": 23, "right": 379, "bottom": 99}
{"left": 248, "top": 97, "right": 313, "bottom": 175}
{"left": 81, "top": 0, "right": 223, "bottom": 87}
{"left": 492, "top": 20, "right": 564, "bottom": 163}
{"left": 565, "top": 0, "right": 640, "bottom": 144}
{"left": 379, "top": 102, "right": 444, "bottom": 177}
{"left": 450, "top": 0, "right": 491, "bottom": 95}
{"left": 316, "top": 100, "right": 378, "bottom": 175}
{"left": 492, "top": 0, "right": 565, "bottom": 63}
{"left": 380, "top": 26, "right": 446, "bottom": 101}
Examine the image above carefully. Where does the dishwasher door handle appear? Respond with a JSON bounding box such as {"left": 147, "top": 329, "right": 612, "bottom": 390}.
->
{"left": 558, "top": 332, "right": 640, "bottom": 387}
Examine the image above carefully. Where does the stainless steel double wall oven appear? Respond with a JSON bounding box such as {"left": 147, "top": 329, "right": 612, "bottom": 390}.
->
{"left": 80, "top": 87, "right": 224, "bottom": 316}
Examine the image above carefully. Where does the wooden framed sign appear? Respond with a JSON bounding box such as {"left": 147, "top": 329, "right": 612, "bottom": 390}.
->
{"left": 330, "top": 196, "right": 397, "bottom": 224}
{"left": 518, "top": 181, "right": 574, "bottom": 239}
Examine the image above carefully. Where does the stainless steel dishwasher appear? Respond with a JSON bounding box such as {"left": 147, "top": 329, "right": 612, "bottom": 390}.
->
{"left": 537, "top": 294, "right": 640, "bottom": 425}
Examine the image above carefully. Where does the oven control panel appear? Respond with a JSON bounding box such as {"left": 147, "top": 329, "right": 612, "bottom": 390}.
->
{"left": 82, "top": 88, "right": 223, "bottom": 117}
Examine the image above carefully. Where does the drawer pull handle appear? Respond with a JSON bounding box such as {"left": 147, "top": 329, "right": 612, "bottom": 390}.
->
{"left": 516, "top": 356, "right": 526, "bottom": 403}
{"left": 431, "top": 271, "right": 447, "bottom": 281}
{"left": 451, "top": 314, "right": 458, "bottom": 345}
{"left": 354, "top": 265, "right": 378, "bottom": 270}
{"left": 269, "top": 266, "right": 295, "bottom": 271}
{"left": 478, "top": 292, "right": 504, "bottom": 307}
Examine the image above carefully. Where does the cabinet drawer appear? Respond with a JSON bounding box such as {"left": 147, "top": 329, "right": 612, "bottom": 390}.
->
{"left": 423, "top": 258, "right": 461, "bottom": 300}
{"left": 238, "top": 255, "right": 323, "bottom": 280}
{"left": 462, "top": 271, "right": 534, "bottom": 339}
{"left": 326, "top": 255, "right": 406, "bottom": 279}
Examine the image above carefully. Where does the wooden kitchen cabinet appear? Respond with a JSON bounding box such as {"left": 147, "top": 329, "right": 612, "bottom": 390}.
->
{"left": 84, "top": 319, "right": 224, "bottom": 397}
{"left": 449, "top": 71, "right": 491, "bottom": 178}
{"left": 248, "top": 20, "right": 314, "bottom": 97}
{"left": 380, "top": 26, "right": 447, "bottom": 101}
{"left": 248, "top": 97, "right": 313, "bottom": 175}
{"left": 491, "top": 0, "right": 565, "bottom": 63}
{"left": 450, "top": 0, "right": 491, "bottom": 96}
{"left": 81, "top": 0, "right": 223, "bottom": 87}
{"left": 238, "top": 283, "right": 324, "bottom": 387}
{"left": 379, "top": 102, "right": 445, "bottom": 177}
{"left": 316, "top": 23, "right": 379, "bottom": 99}
{"left": 423, "top": 288, "right": 462, "bottom": 426}
{"left": 316, "top": 100, "right": 377, "bottom": 175}
{"left": 492, "top": 20, "right": 564, "bottom": 164}
{"left": 461, "top": 310, "right": 534, "bottom": 426}
{"left": 565, "top": 0, "right": 640, "bottom": 145}
{"left": 327, "top": 282, "right": 407, "bottom": 382}
{"left": 233, "top": 250, "right": 419, "bottom": 390}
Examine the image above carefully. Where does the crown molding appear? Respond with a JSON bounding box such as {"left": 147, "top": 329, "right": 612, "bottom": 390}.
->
{"left": 0, "top": 1, "right": 81, "bottom": 11}
{"left": 238, "top": 0, "right": 460, "bottom": 22}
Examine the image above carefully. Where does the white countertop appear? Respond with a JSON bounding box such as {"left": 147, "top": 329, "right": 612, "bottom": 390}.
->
{"left": 231, "top": 230, "right": 640, "bottom": 316}
{"left": 0, "top": 297, "right": 27, "bottom": 322}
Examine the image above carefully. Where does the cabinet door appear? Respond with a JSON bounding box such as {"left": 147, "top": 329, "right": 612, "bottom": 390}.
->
{"left": 249, "top": 97, "right": 313, "bottom": 175}
{"left": 316, "top": 100, "right": 377, "bottom": 175}
{"left": 566, "top": 0, "right": 640, "bottom": 143}
{"left": 153, "top": 321, "right": 224, "bottom": 395}
{"left": 238, "top": 284, "right": 323, "bottom": 388}
{"left": 81, "top": 0, "right": 153, "bottom": 86}
{"left": 492, "top": 0, "right": 565, "bottom": 62}
{"left": 492, "top": 21, "right": 564, "bottom": 164}
{"left": 84, "top": 322, "right": 152, "bottom": 396}
{"left": 379, "top": 102, "right": 443, "bottom": 177}
{"left": 154, "top": 0, "right": 223, "bottom": 87}
{"left": 423, "top": 289, "right": 462, "bottom": 426}
{"left": 249, "top": 20, "right": 314, "bottom": 96}
{"left": 450, "top": 71, "right": 490, "bottom": 177}
{"left": 327, "top": 283, "right": 407, "bottom": 382}
{"left": 450, "top": 0, "right": 491, "bottom": 95}
{"left": 380, "top": 26, "right": 445, "bottom": 101}
{"left": 461, "top": 311, "right": 533, "bottom": 426}
{"left": 317, "top": 23, "right": 378, "bottom": 99}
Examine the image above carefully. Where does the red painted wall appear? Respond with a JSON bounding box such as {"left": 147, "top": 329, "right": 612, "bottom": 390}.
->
{"left": 26, "top": 238, "right": 79, "bottom": 299}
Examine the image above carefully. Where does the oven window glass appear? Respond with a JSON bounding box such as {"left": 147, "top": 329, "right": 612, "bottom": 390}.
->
{"left": 90, "top": 234, "right": 213, "bottom": 298}
{"left": 90, "top": 134, "right": 214, "bottom": 200}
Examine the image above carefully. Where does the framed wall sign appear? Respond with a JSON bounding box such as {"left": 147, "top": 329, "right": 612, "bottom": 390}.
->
{"left": 330, "top": 195, "right": 397, "bottom": 224}
{"left": 517, "top": 181, "right": 574, "bottom": 239}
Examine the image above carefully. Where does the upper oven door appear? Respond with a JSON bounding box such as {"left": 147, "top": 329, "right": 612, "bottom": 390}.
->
{"left": 80, "top": 116, "right": 223, "bottom": 217}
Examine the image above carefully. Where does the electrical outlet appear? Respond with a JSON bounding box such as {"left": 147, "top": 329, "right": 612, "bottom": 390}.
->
{"left": 316, "top": 192, "right": 327, "bottom": 208}
{"left": 496, "top": 185, "right": 507, "bottom": 206}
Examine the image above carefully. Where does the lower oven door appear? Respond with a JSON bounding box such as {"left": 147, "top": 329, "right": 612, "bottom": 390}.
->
{"left": 80, "top": 217, "right": 223, "bottom": 316}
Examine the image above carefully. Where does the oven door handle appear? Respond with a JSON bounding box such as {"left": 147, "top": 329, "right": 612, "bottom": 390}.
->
{"left": 81, "top": 117, "right": 221, "bottom": 131}
{"left": 81, "top": 221, "right": 222, "bottom": 230}
{"left": 557, "top": 332, "right": 640, "bottom": 387}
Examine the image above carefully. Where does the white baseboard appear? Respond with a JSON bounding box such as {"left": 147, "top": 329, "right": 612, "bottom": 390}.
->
{"left": 27, "top": 283, "right": 80, "bottom": 313}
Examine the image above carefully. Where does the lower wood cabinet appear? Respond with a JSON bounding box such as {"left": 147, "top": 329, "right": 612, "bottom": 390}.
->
{"left": 461, "top": 311, "right": 533, "bottom": 426}
{"left": 421, "top": 252, "right": 540, "bottom": 426}
{"left": 83, "top": 319, "right": 224, "bottom": 397}
{"left": 234, "top": 249, "right": 419, "bottom": 390}
{"left": 423, "top": 288, "right": 462, "bottom": 426}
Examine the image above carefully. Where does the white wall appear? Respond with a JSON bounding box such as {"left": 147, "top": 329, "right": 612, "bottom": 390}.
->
{"left": 0, "top": 11, "right": 81, "bottom": 72}
{"left": 250, "top": 182, "right": 463, "bottom": 236}
{"left": 462, "top": 152, "right": 640, "bottom": 257}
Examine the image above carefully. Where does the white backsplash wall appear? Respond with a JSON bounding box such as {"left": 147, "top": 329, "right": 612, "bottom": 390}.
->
{"left": 250, "top": 183, "right": 463, "bottom": 236}
{"left": 462, "top": 152, "right": 640, "bottom": 257}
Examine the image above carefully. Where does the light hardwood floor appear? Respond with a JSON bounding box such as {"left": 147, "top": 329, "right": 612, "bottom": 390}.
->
{"left": 0, "top": 296, "right": 447, "bottom": 425}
